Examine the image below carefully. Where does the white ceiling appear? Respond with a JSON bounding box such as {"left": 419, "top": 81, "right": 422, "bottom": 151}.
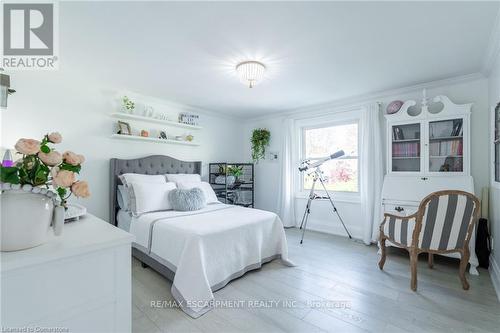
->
{"left": 61, "top": 1, "right": 499, "bottom": 117}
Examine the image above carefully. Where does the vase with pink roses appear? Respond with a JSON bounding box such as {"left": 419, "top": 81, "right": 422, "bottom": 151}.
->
{"left": 0, "top": 132, "right": 90, "bottom": 251}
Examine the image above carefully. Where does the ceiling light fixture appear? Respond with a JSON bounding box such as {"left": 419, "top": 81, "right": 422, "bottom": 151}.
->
{"left": 235, "top": 61, "right": 266, "bottom": 88}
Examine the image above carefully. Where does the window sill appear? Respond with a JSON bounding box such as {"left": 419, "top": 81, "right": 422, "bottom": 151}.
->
{"left": 294, "top": 192, "right": 361, "bottom": 204}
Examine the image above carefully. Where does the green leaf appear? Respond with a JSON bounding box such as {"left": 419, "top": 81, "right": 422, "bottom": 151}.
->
{"left": 59, "top": 162, "right": 81, "bottom": 174}
{"left": 33, "top": 164, "right": 49, "bottom": 186}
{"left": 57, "top": 187, "right": 67, "bottom": 197}
{"left": 40, "top": 145, "right": 50, "bottom": 153}
{"left": 0, "top": 166, "right": 20, "bottom": 184}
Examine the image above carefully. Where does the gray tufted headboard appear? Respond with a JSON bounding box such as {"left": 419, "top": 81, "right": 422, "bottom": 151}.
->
{"left": 109, "top": 155, "right": 201, "bottom": 225}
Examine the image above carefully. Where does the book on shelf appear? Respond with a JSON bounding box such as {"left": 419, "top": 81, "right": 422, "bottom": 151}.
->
{"left": 429, "top": 139, "right": 463, "bottom": 156}
{"left": 392, "top": 127, "right": 405, "bottom": 140}
{"left": 451, "top": 121, "right": 463, "bottom": 137}
{"left": 392, "top": 142, "right": 420, "bottom": 158}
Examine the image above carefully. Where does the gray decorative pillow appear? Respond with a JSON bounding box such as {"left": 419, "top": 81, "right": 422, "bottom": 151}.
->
{"left": 169, "top": 188, "right": 206, "bottom": 211}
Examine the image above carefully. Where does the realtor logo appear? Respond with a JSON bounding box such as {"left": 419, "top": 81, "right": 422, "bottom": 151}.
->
{"left": 1, "top": 1, "right": 59, "bottom": 70}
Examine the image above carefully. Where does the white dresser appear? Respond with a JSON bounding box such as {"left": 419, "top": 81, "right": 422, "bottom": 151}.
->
{"left": 1, "top": 214, "right": 134, "bottom": 332}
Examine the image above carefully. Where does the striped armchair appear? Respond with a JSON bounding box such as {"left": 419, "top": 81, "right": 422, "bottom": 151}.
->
{"left": 379, "top": 190, "right": 480, "bottom": 291}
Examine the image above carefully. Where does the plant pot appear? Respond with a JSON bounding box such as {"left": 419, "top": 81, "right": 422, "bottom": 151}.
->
{"left": 1, "top": 190, "right": 63, "bottom": 251}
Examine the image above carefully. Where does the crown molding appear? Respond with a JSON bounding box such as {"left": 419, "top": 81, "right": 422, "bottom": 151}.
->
{"left": 483, "top": 7, "right": 500, "bottom": 75}
{"left": 245, "top": 72, "right": 486, "bottom": 122}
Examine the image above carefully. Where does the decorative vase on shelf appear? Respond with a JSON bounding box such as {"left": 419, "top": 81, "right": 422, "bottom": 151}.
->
{"left": 0, "top": 190, "right": 64, "bottom": 251}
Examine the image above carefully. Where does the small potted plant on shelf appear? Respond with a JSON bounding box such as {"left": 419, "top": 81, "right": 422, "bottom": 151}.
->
{"left": 121, "top": 95, "right": 135, "bottom": 114}
{"left": 0, "top": 132, "right": 90, "bottom": 251}
{"left": 227, "top": 165, "right": 243, "bottom": 186}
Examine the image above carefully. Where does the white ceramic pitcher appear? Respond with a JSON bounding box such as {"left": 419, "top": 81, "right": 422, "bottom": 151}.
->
{"left": 1, "top": 190, "right": 64, "bottom": 251}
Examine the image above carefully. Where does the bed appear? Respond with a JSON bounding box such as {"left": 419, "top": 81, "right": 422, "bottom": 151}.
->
{"left": 109, "top": 155, "right": 292, "bottom": 318}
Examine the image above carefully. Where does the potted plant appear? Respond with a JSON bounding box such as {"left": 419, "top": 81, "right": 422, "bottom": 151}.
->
{"left": 0, "top": 132, "right": 90, "bottom": 251}
{"left": 251, "top": 128, "right": 271, "bottom": 163}
{"left": 227, "top": 165, "right": 243, "bottom": 186}
{"left": 122, "top": 95, "right": 135, "bottom": 114}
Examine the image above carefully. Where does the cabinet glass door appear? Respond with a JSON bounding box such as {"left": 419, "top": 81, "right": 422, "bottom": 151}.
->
{"left": 391, "top": 123, "right": 421, "bottom": 172}
{"left": 428, "top": 118, "right": 463, "bottom": 172}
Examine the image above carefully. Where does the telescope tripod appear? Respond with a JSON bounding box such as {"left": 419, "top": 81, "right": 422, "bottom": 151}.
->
{"left": 299, "top": 168, "right": 352, "bottom": 244}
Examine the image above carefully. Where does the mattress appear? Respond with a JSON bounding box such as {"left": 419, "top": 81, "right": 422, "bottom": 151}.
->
{"left": 129, "top": 203, "right": 293, "bottom": 318}
{"left": 116, "top": 209, "right": 133, "bottom": 232}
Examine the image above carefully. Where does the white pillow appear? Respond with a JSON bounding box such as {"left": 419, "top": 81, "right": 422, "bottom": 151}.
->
{"left": 117, "top": 185, "right": 130, "bottom": 211}
{"left": 177, "top": 181, "right": 219, "bottom": 204}
{"left": 128, "top": 182, "right": 177, "bottom": 216}
{"left": 119, "top": 173, "right": 166, "bottom": 186}
{"left": 166, "top": 173, "right": 201, "bottom": 184}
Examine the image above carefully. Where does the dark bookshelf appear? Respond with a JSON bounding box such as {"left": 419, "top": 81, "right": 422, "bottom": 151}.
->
{"left": 209, "top": 163, "right": 254, "bottom": 208}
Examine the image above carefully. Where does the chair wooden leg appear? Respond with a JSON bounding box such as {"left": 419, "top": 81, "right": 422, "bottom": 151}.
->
{"left": 459, "top": 249, "right": 470, "bottom": 290}
{"left": 428, "top": 253, "right": 434, "bottom": 269}
{"left": 378, "top": 238, "right": 387, "bottom": 270}
{"left": 410, "top": 250, "right": 418, "bottom": 291}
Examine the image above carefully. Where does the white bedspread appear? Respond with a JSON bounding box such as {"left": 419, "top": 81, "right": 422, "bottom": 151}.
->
{"left": 129, "top": 203, "right": 293, "bottom": 318}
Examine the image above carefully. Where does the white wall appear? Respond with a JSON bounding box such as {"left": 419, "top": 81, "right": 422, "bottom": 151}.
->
{"left": 488, "top": 48, "right": 500, "bottom": 286}
{"left": 243, "top": 77, "right": 490, "bottom": 239}
{"left": 1, "top": 69, "right": 244, "bottom": 222}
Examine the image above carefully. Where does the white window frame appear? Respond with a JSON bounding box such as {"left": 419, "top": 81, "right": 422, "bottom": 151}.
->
{"left": 294, "top": 109, "right": 362, "bottom": 203}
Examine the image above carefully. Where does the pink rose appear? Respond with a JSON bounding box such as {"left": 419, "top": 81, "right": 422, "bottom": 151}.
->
{"left": 71, "top": 181, "right": 90, "bottom": 198}
{"left": 15, "top": 138, "right": 40, "bottom": 155}
{"left": 48, "top": 132, "right": 62, "bottom": 144}
{"left": 63, "top": 151, "right": 83, "bottom": 166}
{"left": 38, "top": 151, "right": 62, "bottom": 166}
{"left": 52, "top": 169, "right": 76, "bottom": 188}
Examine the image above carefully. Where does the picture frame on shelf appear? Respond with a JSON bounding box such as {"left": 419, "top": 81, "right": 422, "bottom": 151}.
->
{"left": 117, "top": 121, "right": 131, "bottom": 135}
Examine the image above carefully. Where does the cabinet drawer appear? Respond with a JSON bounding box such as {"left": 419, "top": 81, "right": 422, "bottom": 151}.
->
{"left": 1, "top": 249, "right": 115, "bottom": 326}
{"left": 383, "top": 203, "right": 418, "bottom": 216}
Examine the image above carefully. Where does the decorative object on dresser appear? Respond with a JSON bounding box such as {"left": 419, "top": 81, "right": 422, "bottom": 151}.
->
{"left": 379, "top": 190, "right": 480, "bottom": 291}
{"left": 209, "top": 163, "right": 254, "bottom": 207}
{"left": 140, "top": 129, "right": 149, "bottom": 137}
{"left": 1, "top": 215, "right": 134, "bottom": 332}
{"left": 381, "top": 90, "right": 479, "bottom": 274}
{"left": 0, "top": 132, "right": 90, "bottom": 251}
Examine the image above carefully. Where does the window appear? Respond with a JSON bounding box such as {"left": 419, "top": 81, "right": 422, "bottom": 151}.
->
{"left": 301, "top": 122, "right": 359, "bottom": 192}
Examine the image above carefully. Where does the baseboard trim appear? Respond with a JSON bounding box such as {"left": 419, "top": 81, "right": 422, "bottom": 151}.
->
{"left": 489, "top": 255, "right": 500, "bottom": 302}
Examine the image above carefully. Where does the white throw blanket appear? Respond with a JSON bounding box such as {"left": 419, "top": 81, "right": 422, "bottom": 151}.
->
{"left": 129, "top": 204, "right": 293, "bottom": 318}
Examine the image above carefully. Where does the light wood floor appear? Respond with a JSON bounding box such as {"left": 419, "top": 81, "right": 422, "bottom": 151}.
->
{"left": 132, "top": 228, "right": 500, "bottom": 333}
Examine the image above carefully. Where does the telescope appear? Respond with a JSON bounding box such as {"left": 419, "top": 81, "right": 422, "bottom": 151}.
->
{"left": 297, "top": 149, "right": 351, "bottom": 244}
{"left": 298, "top": 150, "right": 345, "bottom": 172}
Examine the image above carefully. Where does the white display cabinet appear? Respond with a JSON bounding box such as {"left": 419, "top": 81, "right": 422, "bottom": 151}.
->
{"left": 381, "top": 92, "right": 478, "bottom": 274}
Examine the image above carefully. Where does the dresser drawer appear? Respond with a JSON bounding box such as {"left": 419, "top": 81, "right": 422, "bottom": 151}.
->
{"left": 1, "top": 249, "right": 115, "bottom": 326}
{"left": 383, "top": 203, "right": 418, "bottom": 216}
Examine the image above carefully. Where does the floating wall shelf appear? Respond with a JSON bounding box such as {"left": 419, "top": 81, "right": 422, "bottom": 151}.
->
{"left": 110, "top": 134, "right": 199, "bottom": 146}
{"left": 110, "top": 113, "right": 202, "bottom": 130}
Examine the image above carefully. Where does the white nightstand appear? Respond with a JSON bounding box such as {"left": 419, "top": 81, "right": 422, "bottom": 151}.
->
{"left": 1, "top": 214, "right": 134, "bottom": 333}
